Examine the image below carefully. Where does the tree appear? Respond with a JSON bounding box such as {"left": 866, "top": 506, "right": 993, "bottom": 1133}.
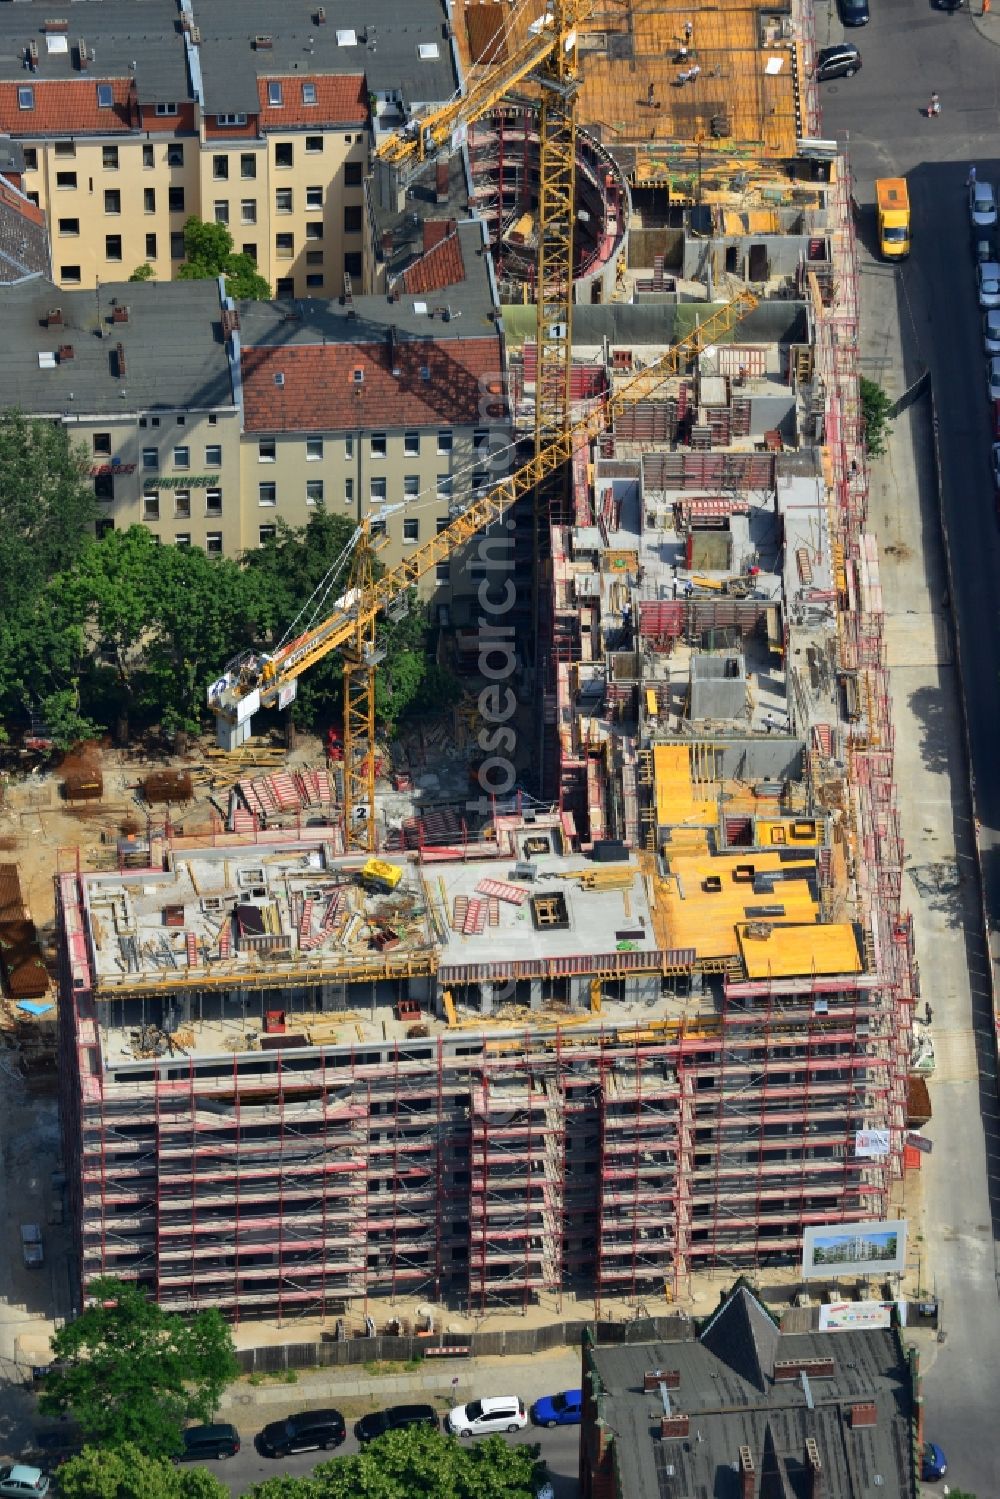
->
{"left": 39, "top": 1277, "right": 238, "bottom": 1459}
{"left": 247, "top": 1428, "right": 543, "bottom": 1499}
{"left": 177, "top": 216, "right": 270, "bottom": 300}
{"left": 860, "top": 375, "right": 893, "bottom": 459}
{"left": 57, "top": 1445, "right": 230, "bottom": 1499}
{"left": 129, "top": 263, "right": 156, "bottom": 282}
{"left": 0, "top": 412, "right": 96, "bottom": 609}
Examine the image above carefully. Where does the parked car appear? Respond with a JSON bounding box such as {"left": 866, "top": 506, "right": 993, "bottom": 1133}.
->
{"left": 257, "top": 1410, "right": 346, "bottom": 1457}
{"left": 0, "top": 1469, "right": 49, "bottom": 1499}
{"left": 530, "top": 1390, "right": 583, "bottom": 1428}
{"left": 355, "top": 1405, "right": 439, "bottom": 1444}
{"left": 177, "top": 1425, "right": 241, "bottom": 1461}
{"left": 974, "top": 233, "right": 996, "bottom": 264}
{"left": 921, "top": 1442, "right": 947, "bottom": 1481}
{"left": 983, "top": 311, "right": 1000, "bottom": 353}
{"left": 987, "top": 358, "right": 1000, "bottom": 402}
{"left": 992, "top": 398, "right": 1000, "bottom": 439}
{"left": 815, "top": 43, "right": 861, "bottom": 81}
{"left": 970, "top": 180, "right": 998, "bottom": 229}
{"left": 935, "top": 0, "right": 963, "bottom": 10}
{"left": 838, "top": 0, "right": 870, "bottom": 23}
{"left": 445, "top": 1396, "right": 528, "bottom": 1437}
{"left": 978, "top": 261, "right": 1000, "bottom": 308}
{"left": 19, "top": 1226, "right": 43, "bottom": 1269}
{"left": 991, "top": 444, "right": 1000, "bottom": 489}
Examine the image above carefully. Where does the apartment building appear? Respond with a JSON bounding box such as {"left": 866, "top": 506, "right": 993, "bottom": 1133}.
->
{"left": 0, "top": 0, "right": 457, "bottom": 295}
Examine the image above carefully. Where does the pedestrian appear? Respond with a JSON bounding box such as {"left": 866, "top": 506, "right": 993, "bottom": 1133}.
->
{"left": 968, "top": 165, "right": 977, "bottom": 187}
{"left": 683, "top": 19, "right": 693, "bottom": 41}
{"left": 927, "top": 92, "right": 941, "bottom": 118}
{"left": 765, "top": 711, "right": 774, "bottom": 734}
{"left": 647, "top": 80, "right": 655, "bottom": 106}
{"left": 984, "top": 0, "right": 991, "bottom": 17}
{"left": 688, "top": 63, "right": 701, "bottom": 81}
{"left": 674, "top": 43, "right": 689, "bottom": 62}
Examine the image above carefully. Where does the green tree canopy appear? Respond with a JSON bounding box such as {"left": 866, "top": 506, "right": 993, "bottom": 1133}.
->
{"left": 178, "top": 216, "right": 270, "bottom": 299}
{"left": 247, "top": 1428, "right": 543, "bottom": 1499}
{"left": 39, "top": 1277, "right": 238, "bottom": 1458}
{"left": 57, "top": 1444, "right": 230, "bottom": 1499}
{"left": 0, "top": 411, "right": 96, "bottom": 610}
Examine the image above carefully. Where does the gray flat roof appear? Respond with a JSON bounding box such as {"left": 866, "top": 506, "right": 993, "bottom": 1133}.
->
{"left": 0, "top": 278, "right": 233, "bottom": 416}
{"left": 194, "top": 0, "right": 457, "bottom": 117}
{"left": 0, "top": 0, "right": 191, "bottom": 103}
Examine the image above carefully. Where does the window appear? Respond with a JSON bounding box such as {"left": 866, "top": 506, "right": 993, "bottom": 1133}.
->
{"left": 267, "top": 81, "right": 284, "bottom": 107}
{"left": 242, "top": 243, "right": 257, "bottom": 262}
{"left": 306, "top": 273, "right": 324, "bottom": 289}
{"left": 143, "top": 144, "right": 154, "bottom": 168}
{"left": 345, "top": 437, "right": 355, "bottom": 458}
{"left": 94, "top": 470, "right": 114, "bottom": 501}
{"left": 58, "top": 217, "right": 80, "bottom": 236}
{"left": 104, "top": 189, "right": 121, "bottom": 214}
{"left": 344, "top": 477, "right": 354, "bottom": 505}
{"left": 168, "top": 187, "right": 185, "bottom": 213}
{"left": 145, "top": 233, "right": 157, "bottom": 258}
{"left": 241, "top": 153, "right": 256, "bottom": 179}
{"left": 176, "top": 415, "right": 186, "bottom": 426}
{"left": 305, "top": 135, "right": 323, "bottom": 154}
{"left": 23, "top": 148, "right": 37, "bottom": 171}
{"left": 206, "top": 532, "right": 223, "bottom": 556}
{"left": 276, "top": 233, "right": 294, "bottom": 258}
{"left": 306, "top": 185, "right": 323, "bottom": 208}
{"left": 56, "top": 171, "right": 77, "bottom": 190}
{"left": 208, "top": 414, "right": 218, "bottom": 426}
{"left": 403, "top": 518, "right": 419, "bottom": 543}
{"left": 174, "top": 490, "right": 191, "bottom": 520}
{"left": 275, "top": 188, "right": 293, "bottom": 214}
{"left": 18, "top": 87, "right": 34, "bottom": 111}
{"left": 343, "top": 205, "right": 363, "bottom": 234}
{"left": 258, "top": 440, "right": 276, "bottom": 462}
{"left": 167, "top": 145, "right": 184, "bottom": 167}
{"left": 437, "top": 474, "right": 453, "bottom": 499}
{"left": 370, "top": 477, "right": 387, "bottom": 503}
{"left": 306, "top": 438, "right": 323, "bottom": 461}
{"left": 302, "top": 82, "right": 317, "bottom": 105}
{"left": 205, "top": 445, "right": 222, "bottom": 467}
{"left": 241, "top": 199, "right": 257, "bottom": 225}
{"left": 156, "top": 103, "right": 179, "bottom": 117}
{"left": 213, "top": 155, "right": 229, "bottom": 181}
{"left": 259, "top": 525, "right": 277, "bottom": 545}
{"left": 437, "top": 429, "right": 453, "bottom": 455}
{"left": 101, "top": 147, "right": 119, "bottom": 173}
{"left": 275, "top": 277, "right": 294, "bottom": 298}
{"left": 216, "top": 113, "right": 247, "bottom": 128}
{"left": 206, "top": 488, "right": 223, "bottom": 515}
{"left": 60, "top": 264, "right": 81, "bottom": 284}
{"left": 105, "top": 234, "right": 122, "bottom": 261}
{"left": 26, "top": 192, "right": 39, "bottom": 207}
{"left": 173, "top": 445, "right": 190, "bottom": 469}
{"left": 55, "top": 142, "right": 76, "bottom": 158}
{"left": 170, "top": 231, "right": 185, "bottom": 259}
{"left": 214, "top": 201, "right": 229, "bottom": 225}
{"left": 344, "top": 251, "right": 362, "bottom": 278}
{"left": 306, "top": 479, "right": 324, "bottom": 505}
{"left": 370, "top": 518, "right": 386, "bottom": 538}
{"left": 142, "top": 448, "right": 158, "bottom": 469}
{"left": 175, "top": 533, "right": 191, "bottom": 547}
{"left": 344, "top": 161, "right": 363, "bottom": 187}
{"left": 436, "top": 561, "right": 450, "bottom": 583}
{"left": 305, "top": 222, "right": 323, "bottom": 241}
{"left": 144, "top": 187, "right": 156, "bottom": 214}
{"left": 151, "top": 417, "right": 161, "bottom": 427}
{"left": 96, "top": 83, "right": 114, "bottom": 110}
{"left": 404, "top": 475, "right": 419, "bottom": 498}
{"left": 142, "top": 493, "right": 160, "bottom": 521}
{"left": 370, "top": 433, "right": 387, "bottom": 458}
{"left": 275, "top": 142, "right": 293, "bottom": 168}
{"left": 404, "top": 432, "right": 420, "bottom": 456}
{"left": 92, "top": 432, "right": 112, "bottom": 456}
{"left": 259, "top": 483, "right": 277, "bottom": 506}
{"left": 306, "top": 249, "right": 324, "bottom": 266}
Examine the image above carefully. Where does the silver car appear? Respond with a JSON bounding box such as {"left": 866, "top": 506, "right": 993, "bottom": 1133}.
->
{"left": 985, "top": 311, "right": 1000, "bottom": 353}
{"left": 970, "top": 180, "right": 998, "bottom": 228}
{"left": 979, "top": 262, "right": 1000, "bottom": 308}
{"left": 987, "top": 358, "right": 1000, "bottom": 403}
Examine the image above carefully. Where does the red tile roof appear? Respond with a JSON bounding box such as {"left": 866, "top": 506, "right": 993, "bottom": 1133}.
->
{"left": 257, "top": 75, "right": 367, "bottom": 128}
{"left": 241, "top": 337, "right": 502, "bottom": 432}
{"left": 399, "top": 231, "right": 466, "bottom": 295}
{"left": 0, "top": 79, "right": 137, "bottom": 136}
{"left": 0, "top": 177, "right": 45, "bottom": 226}
{"left": 423, "top": 219, "right": 457, "bottom": 252}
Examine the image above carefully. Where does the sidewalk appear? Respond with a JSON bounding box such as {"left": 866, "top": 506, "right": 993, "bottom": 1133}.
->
{"left": 218, "top": 1346, "right": 583, "bottom": 1431}
{"left": 970, "top": 1, "right": 1000, "bottom": 45}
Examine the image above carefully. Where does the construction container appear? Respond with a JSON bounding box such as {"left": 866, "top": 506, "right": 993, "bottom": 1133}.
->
{"left": 61, "top": 768, "right": 103, "bottom": 802}
{"left": 143, "top": 769, "right": 193, "bottom": 804}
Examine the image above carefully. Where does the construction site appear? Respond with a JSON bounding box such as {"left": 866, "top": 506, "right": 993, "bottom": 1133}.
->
{"left": 38, "top": 0, "right": 930, "bottom": 1328}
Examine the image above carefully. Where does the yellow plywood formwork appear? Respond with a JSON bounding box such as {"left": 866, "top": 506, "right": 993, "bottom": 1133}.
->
{"left": 653, "top": 745, "right": 718, "bottom": 828}
{"left": 756, "top": 818, "right": 822, "bottom": 848}
{"left": 658, "top": 849, "right": 819, "bottom": 961}
{"left": 737, "top": 921, "right": 862, "bottom": 979}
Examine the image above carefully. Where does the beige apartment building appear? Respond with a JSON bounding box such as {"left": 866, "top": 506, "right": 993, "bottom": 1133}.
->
{"left": 0, "top": 0, "right": 457, "bottom": 297}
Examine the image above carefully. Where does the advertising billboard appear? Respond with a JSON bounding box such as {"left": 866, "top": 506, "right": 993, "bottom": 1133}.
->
{"left": 818, "top": 1300, "right": 893, "bottom": 1332}
{"left": 801, "top": 1219, "right": 907, "bottom": 1280}
{"left": 854, "top": 1129, "right": 890, "bottom": 1159}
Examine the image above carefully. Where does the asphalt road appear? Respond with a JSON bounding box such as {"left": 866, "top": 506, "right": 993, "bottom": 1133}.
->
{"left": 190, "top": 1420, "right": 580, "bottom": 1497}
{"left": 821, "top": 4, "right": 1000, "bottom": 1495}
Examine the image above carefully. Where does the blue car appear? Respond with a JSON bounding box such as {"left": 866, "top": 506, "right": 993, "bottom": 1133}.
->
{"left": 921, "top": 1442, "right": 947, "bottom": 1481}
{"left": 529, "top": 1390, "right": 582, "bottom": 1428}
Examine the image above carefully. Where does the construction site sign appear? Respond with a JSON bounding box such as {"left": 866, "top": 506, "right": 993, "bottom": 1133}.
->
{"left": 801, "top": 1219, "right": 907, "bottom": 1280}
{"left": 818, "top": 1301, "right": 893, "bottom": 1333}
{"left": 854, "top": 1129, "right": 890, "bottom": 1159}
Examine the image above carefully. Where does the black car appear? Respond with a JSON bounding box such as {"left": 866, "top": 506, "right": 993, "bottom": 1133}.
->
{"left": 935, "top": 0, "right": 963, "bottom": 10}
{"left": 257, "top": 1410, "right": 346, "bottom": 1458}
{"left": 815, "top": 43, "right": 862, "bottom": 81}
{"left": 178, "top": 1425, "right": 241, "bottom": 1462}
{"left": 355, "top": 1404, "right": 439, "bottom": 1444}
{"left": 838, "top": 0, "right": 870, "bottom": 22}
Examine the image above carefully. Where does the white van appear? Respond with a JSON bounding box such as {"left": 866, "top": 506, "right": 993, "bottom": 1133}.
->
{"left": 445, "top": 1395, "right": 527, "bottom": 1436}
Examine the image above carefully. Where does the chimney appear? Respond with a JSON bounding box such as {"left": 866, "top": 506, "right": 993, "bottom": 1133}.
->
{"left": 111, "top": 304, "right": 130, "bottom": 324}
{"left": 804, "top": 1437, "right": 822, "bottom": 1499}
{"left": 435, "top": 159, "right": 449, "bottom": 204}
{"left": 115, "top": 342, "right": 127, "bottom": 377}
{"left": 47, "top": 307, "right": 63, "bottom": 326}
{"left": 57, "top": 344, "right": 74, "bottom": 362}
{"left": 642, "top": 1371, "right": 680, "bottom": 1393}
{"left": 849, "top": 1402, "right": 877, "bottom": 1429}
{"left": 381, "top": 229, "right": 393, "bottom": 260}
{"left": 738, "top": 1444, "right": 755, "bottom": 1499}
{"left": 659, "top": 1414, "right": 689, "bottom": 1439}
{"left": 76, "top": 39, "right": 89, "bottom": 70}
